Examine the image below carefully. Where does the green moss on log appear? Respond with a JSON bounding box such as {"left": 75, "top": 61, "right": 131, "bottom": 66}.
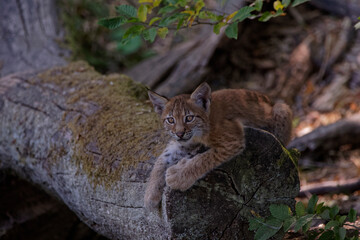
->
{"left": 37, "top": 61, "right": 167, "bottom": 188}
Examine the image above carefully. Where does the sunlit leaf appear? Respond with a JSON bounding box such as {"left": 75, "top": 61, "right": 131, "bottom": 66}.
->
{"left": 213, "top": 22, "right": 226, "bottom": 34}
{"left": 139, "top": 0, "right": 152, "bottom": 3}
{"left": 182, "top": 10, "right": 195, "bottom": 15}
{"left": 157, "top": 27, "right": 168, "bottom": 38}
{"left": 225, "top": 10, "right": 238, "bottom": 22}
{"left": 149, "top": 17, "right": 161, "bottom": 26}
{"left": 138, "top": 4, "right": 148, "bottom": 22}
{"left": 195, "top": 0, "right": 205, "bottom": 14}
{"left": 153, "top": 0, "right": 161, "bottom": 7}
{"left": 273, "top": 0, "right": 284, "bottom": 11}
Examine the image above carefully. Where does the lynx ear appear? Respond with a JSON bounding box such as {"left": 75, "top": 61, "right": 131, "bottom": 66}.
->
{"left": 190, "top": 82, "right": 211, "bottom": 112}
{"left": 148, "top": 90, "right": 168, "bottom": 115}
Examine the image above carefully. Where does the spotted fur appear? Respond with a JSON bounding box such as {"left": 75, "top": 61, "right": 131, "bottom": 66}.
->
{"left": 144, "top": 83, "right": 292, "bottom": 210}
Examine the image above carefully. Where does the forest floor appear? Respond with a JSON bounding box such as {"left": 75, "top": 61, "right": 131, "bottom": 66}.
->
{"left": 1, "top": 1, "right": 360, "bottom": 239}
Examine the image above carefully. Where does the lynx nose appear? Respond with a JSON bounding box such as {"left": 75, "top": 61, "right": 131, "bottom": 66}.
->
{"left": 175, "top": 131, "right": 185, "bottom": 138}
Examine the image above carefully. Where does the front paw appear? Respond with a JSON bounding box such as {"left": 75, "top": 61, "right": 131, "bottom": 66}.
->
{"left": 144, "top": 187, "right": 162, "bottom": 210}
{"left": 165, "top": 160, "right": 195, "bottom": 191}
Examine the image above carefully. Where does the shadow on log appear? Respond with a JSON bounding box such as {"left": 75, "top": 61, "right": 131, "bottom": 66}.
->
{"left": 0, "top": 62, "right": 299, "bottom": 239}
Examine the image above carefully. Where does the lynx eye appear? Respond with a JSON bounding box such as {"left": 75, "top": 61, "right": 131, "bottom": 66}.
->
{"left": 185, "top": 115, "right": 194, "bottom": 123}
{"left": 166, "top": 117, "right": 175, "bottom": 124}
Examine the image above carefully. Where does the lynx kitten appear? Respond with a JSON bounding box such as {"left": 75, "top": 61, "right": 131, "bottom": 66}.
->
{"left": 144, "top": 83, "right": 292, "bottom": 209}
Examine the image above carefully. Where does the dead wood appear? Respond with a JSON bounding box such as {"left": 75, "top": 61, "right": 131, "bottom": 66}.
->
{"left": 310, "top": 0, "right": 360, "bottom": 22}
{"left": 270, "top": 37, "right": 312, "bottom": 103}
{"left": 299, "top": 178, "right": 360, "bottom": 198}
{"left": 126, "top": 0, "right": 244, "bottom": 97}
{"left": 0, "top": 0, "right": 69, "bottom": 77}
{"left": 0, "top": 62, "right": 299, "bottom": 239}
{"left": 289, "top": 114, "right": 360, "bottom": 163}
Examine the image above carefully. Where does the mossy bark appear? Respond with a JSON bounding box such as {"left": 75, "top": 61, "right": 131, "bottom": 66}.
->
{"left": 0, "top": 62, "right": 299, "bottom": 239}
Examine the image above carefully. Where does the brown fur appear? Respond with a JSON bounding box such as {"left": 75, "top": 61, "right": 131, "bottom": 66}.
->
{"left": 144, "top": 83, "right": 292, "bottom": 210}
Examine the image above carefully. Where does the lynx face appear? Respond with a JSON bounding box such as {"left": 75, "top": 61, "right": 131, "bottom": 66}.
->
{"left": 148, "top": 84, "right": 212, "bottom": 145}
{"left": 162, "top": 101, "right": 207, "bottom": 143}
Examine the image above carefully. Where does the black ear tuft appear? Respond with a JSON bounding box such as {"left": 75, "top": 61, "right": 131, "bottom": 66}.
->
{"left": 148, "top": 90, "right": 168, "bottom": 115}
{"left": 190, "top": 82, "right": 211, "bottom": 112}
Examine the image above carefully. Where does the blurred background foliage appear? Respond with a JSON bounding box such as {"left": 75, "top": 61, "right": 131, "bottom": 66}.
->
{"left": 58, "top": 0, "right": 155, "bottom": 73}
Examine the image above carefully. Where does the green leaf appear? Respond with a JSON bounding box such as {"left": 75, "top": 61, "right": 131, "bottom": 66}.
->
{"left": 254, "top": 0, "right": 263, "bottom": 12}
{"left": 254, "top": 219, "right": 282, "bottom": 240}
{"left": 116, "top": 35, "right": 142, "bottom": 55}
{"left": 225, "top": 22, "right": 238, "bottom": 39}
{"left": 338, "top": 215, "right": 347, "bottom": 225}
{"left": 116, "top": 4, "right": 137, "bottom": 18}
{"left": 269, "top": 204, "right": 292, "bottom": 220}
{"left": 213, "top": 22, "right": 226, "bottom": 34}
{"left": 320, "top": 209, "right": 330, "bottom": 220}
{"left": 233, "top": 6, "right": 255, "bottom": 22}
{"left": 158, "top": 13, "right": 183, "bottom": 27}
{"left": 295, "top": 202, "right": 306, "bottom": 217}
{"left": 307, "top": 195, "right": 318, "bottom": 214}
{"left": 142, "top": 27, "right": 157, "bottom": 42}
{"left": 336, "top": 227, "right": 346, "bottom": 240}
{"left": 123, "top": 25, "right": 146, "bottom": 39}
{"left": 348, "top": 208, "right": 357, "bottom": 222}
{"left": 329, "top": 205, "right": 339, "bottom": 219}
{"left": 98, "top": 16, "right": 127, "bottom": 29}
{"left": 282, "top": 0, "right": 291, "bottom": 7}
{"left": 316, "top": 202, "right": 325, "bottom": 214}
{"left": 157, "top": 27, "right": 168, "bottom": 39}
{"left": 294, "top": 214, "right": 315, "bottom": 232}
{"left": 283, "top": 217, "right": 296, "bottom": 232}
{"left": 302, "top": 221, "right": 311, "bottom": 232}
{"left": 258, "top": 11, "right": 273, "bottom": 22}
{"left": 149, "top": 17, "right": 161, "bottom": 26}
{"left": 176, "top": 15, "right": 185, "bottom": 30}
{"left": 138, "top": 4, "right": 148, "bottom": 22}
{"left": 318, "top": 230, "right": 334, "bottom": 240}
{"left": 158, "top": 5, "right": 178, "bottom": 15}
{"left": 325, "top": 220, "right": 339, "bottom": 230}
{"left": 292, "top": 0, "right": 310, "bottom": 7}
{"left": 249, "top": 217, "right": 264, "bottom": 231}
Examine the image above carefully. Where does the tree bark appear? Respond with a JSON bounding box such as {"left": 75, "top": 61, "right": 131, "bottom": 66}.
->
{"left": 0, "top": 0, "right": 69, "bottom": 77}
{"left": 0, "top": 62, "right": 299, "bottom": 239}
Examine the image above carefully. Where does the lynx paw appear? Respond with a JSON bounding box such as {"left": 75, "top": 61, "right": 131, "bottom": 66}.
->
{"left": 165, "top": 159, "right": 195, "bottom": 191}
{"left": 144, "top": 187, "right": 162, "bottom": 210}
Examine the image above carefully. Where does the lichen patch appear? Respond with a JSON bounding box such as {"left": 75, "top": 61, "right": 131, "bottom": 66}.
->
{"left": 37, "top": 61, "right": 167, "bottom": 188}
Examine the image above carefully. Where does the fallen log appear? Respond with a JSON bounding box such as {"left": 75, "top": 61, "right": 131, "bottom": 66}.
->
{"left": 299, "top": 178, "right": 360, "bottom": 198}
{"left": 0, "top": 61, "right": 299, "bottom": 239}
{"left": 288, "top": 114, "right": 360, "bottom": 162}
